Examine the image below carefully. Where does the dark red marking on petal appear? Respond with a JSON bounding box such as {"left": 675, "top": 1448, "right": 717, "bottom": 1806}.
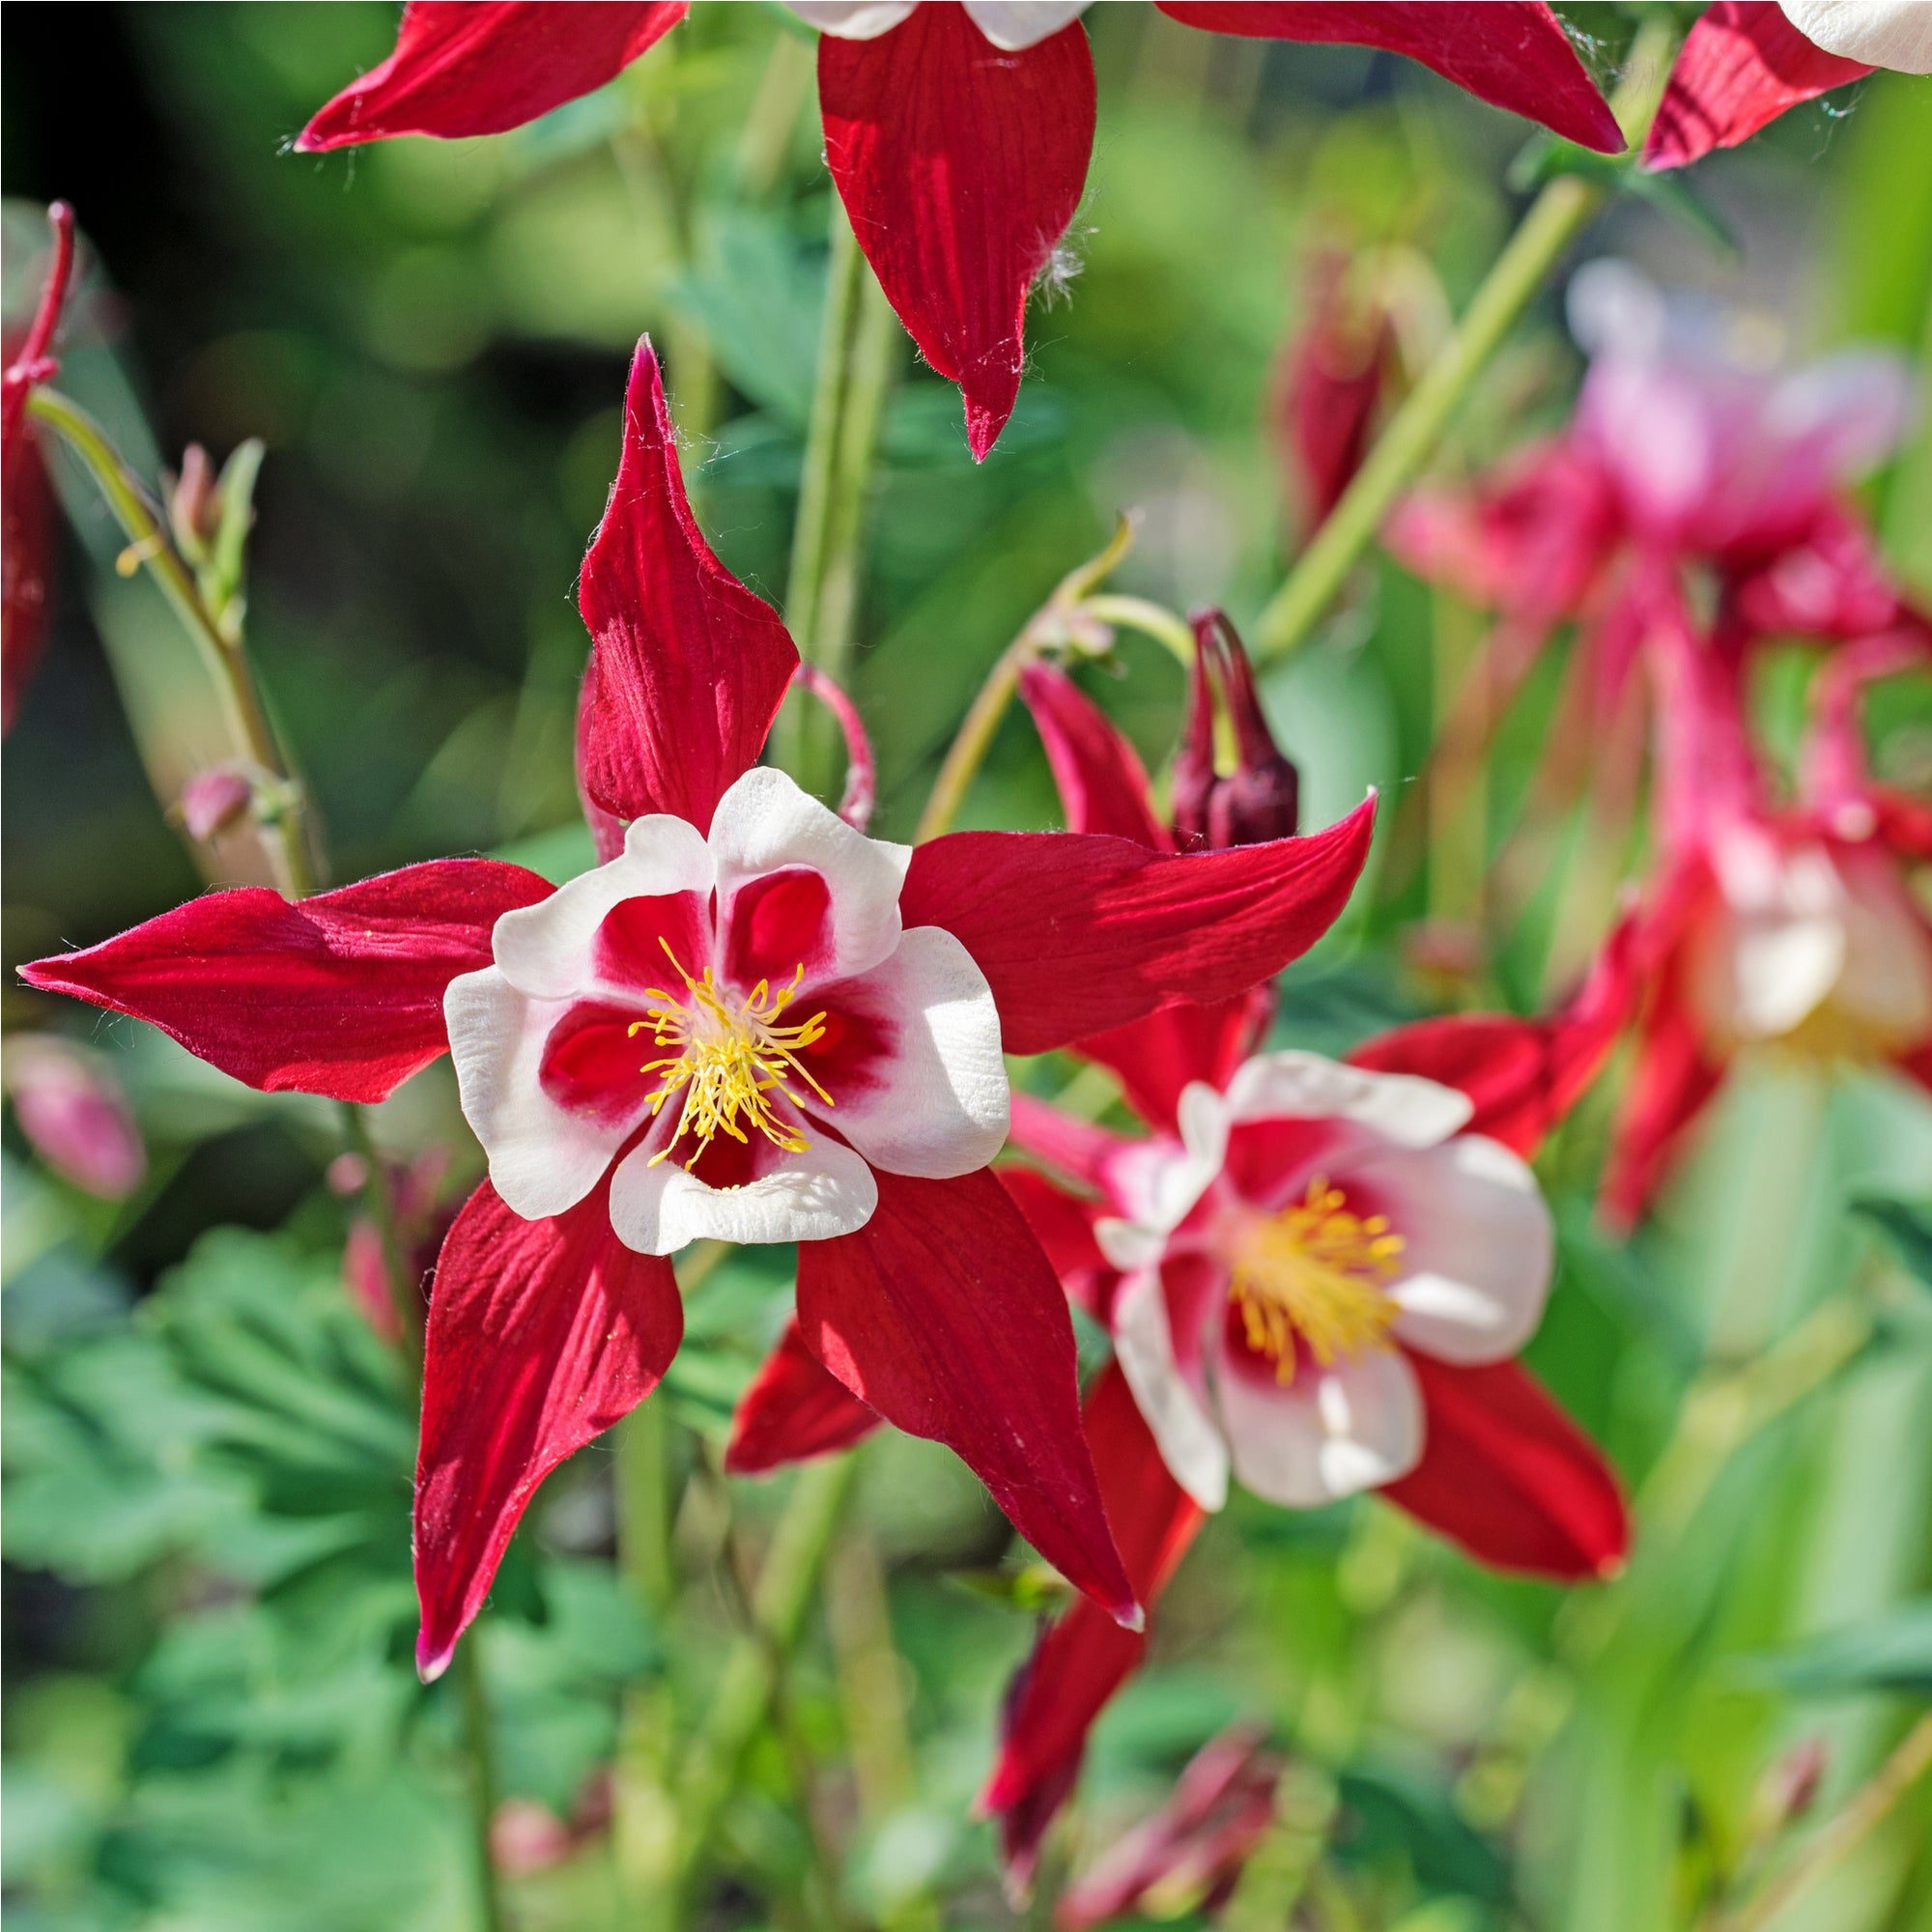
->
{"left": 818, "top": 2, "right": 1097, "bottom": 461}
{"left": 539, "top": 1002, "right": 652, "bottom": 1126}
{"left": 414, "top": 1179, "right": 682, "bottom": 1679}
{"left": 591, "top": 890, "right": 711, "bottom": 994}
{"left": 18, "top": 860, "right": 554, "bottom": 1104}
{"left": 724, "top": 867, "right": 833, "bottom": 990}
{"left": 297, "top": 1, "right": 688, "bottom": 151}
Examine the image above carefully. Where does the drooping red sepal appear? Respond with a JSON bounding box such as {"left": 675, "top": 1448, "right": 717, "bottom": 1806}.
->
{"left": 1599, "top": 973, "right": 1726, "bottom": 1234}
{"left": 1642, "top": 1, "right": 1872, "bottom": 171}
{"left": 901, "top": 797, "right": 1374, "bottom": 1056}
{"left": 979, "top": 1365, "right": 1206, "bottom": 1891}
{"left": 1382, "top": 1354, "right": 1629, "bottom": 1580}
{"left": 1349, "top": 914, "right": 1636, "bottom": 1158}
{"left": 297, "top": 1, "right": 687, "bottom": 151}
{"left": 724, "top": 1318, "right": 880, "bottom": 1474}
{"left": 1018, "top": 662, "right": 1173, "bottom": 850}
{"left": 577, "top": 338, "right": 800, "bottom": 835}
{"left": 414, "top": 1180, "right": 683, "bottom": 1680}
{"left": 796, "top": 1167, "right": 1139, "bottom": 1629}
{"left": 1075, "top": 989, "right": 1273, "bottom": 1135}
{"left": 818, "top": 3, "right": 1096, "bottom": 461}
{"left": 1158, "top": 2, "right": 1625, "bottom": 155}
{"left": 17, "top": 860, "right": 554, "bottom": 1103}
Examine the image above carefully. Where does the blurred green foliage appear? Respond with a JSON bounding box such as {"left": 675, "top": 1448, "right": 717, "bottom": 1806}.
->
{"left": 4, "top": 6, "right": 1931, "bottom": 1931}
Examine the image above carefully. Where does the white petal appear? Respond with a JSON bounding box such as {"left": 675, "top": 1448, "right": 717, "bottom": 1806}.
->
{"left": 1094, "top": 1215, "right": 1167, "bottom": 1272}
{"left": 708, "top": 766, "right": 911, "bottom": 984}
{"left": 1832, "top": 847, "right": 1932, "bottom": 1039}
{"left": 443, "top": 968, "right": 637, "bottom": 1220}
{"left": 607, "top": 1131, "right": 877, "bottom": 1255}
{"left": 1702, "top": 835, "right": 1847, "bottom": 1039}
{"left": 491, "top": 814, "right": 712, "bottom": 1002}
{"left": 1354, "top": 1135, "right": 1553, "bottom": 1365}
{"left": 1222, "top": 1050, "right": 1473, "bottom": 1147}
{"left": 1768, "top": 351, "right": 1918, "bottom": 483}
{"left": 820, "top": 926, "right": 1009, "bottom": 1179}
{"left": 784, "top": 0, "right": 918, "bottom": 39}
{"left": 1214, "top": 1349, "right": 1423, "bottom": 1507}
{"left": 1779, "top": 0, "right": 1932, "bottom": 71}
{"left": 962, "top": 0, "right": 1093, "bottom": 50}
{"left": 1113, "top": 1270, "right": 1230, "bottom": 1512}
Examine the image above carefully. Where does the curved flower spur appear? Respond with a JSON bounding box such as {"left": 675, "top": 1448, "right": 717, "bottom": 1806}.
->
{"left": 292, "top": 1, "right": 1621, "bottom": 461}
{"left": 19, "top": 336, "right": 1377, "bottom": 1681}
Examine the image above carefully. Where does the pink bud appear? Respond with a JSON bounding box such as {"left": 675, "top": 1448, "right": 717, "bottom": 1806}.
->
{"left": 1275, "top": 251, "right": 1391, "bottom": 534}
{"left": 490, "top": 1798, "right": 573, "bottom": 1876}
{"left": 1172, "top": 611, "right": 1298, "bottom": 851}
{"left": 4, "top": 1035, "right": 146, "bottom": 1199}
{"left": 1763, "top": 1737, "right": 1828, "bottom": 1831}
{"left": 180, "top": 767, "right": 253, "bottom": 841}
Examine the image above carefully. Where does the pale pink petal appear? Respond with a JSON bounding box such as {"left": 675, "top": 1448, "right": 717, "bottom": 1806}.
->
{"left": 819, "top": 926, "right": 1009, "bottom": 1179}
{"left": 1779, "top": 0, "right": 1932, "bottom": 70}
{"left": 491, "top": 815, "right": 712, "bottom": 1002}
{"left": 1221, "top": 1050, "right": 1473, "bottom": 1146}
{"left": 607, "top": 1123, "right": 877, "bottom": 1254}
{"left": 1346, "top": 1135, "right": 1552, "bottom": 1366}
{"left": 444, "top": 969, "right": 643, "bottom": 1220}
{"left": 708, "top": 766, "right": 910, "bottom": 987}
{"left": 1113, "top": 1269, "right": 1230, "bottom": 1512}
{"left": 1213, "top": 1348, "right": 1422, "bottom": 1506}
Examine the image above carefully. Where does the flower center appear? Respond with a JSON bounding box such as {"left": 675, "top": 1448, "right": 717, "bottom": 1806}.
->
{"left": 1227, "top": 1177, "right": 1404, "bottom": 1385}
{"left": 629, "top": 941, "right": 833, "bottom": 1170}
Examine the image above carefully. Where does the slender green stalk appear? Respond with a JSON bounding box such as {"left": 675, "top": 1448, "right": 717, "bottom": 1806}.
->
{"left": 454, "top": 1636, "right": 510, "bottom": 1932}
{"left": 27, "top": 384, "right": 315, "bottom": 895}
{"left": 671, "top": 1453, "right": 861, "bottom": 1901}
{"left": 1249, "top": 19, "right": 1677, "bottom": 664}
{"left": 1708, "top": 1709, "right": 1932, "bottom": 1932}
{"left": 338, "top": 1103, "right": 424, "bottom": 1377}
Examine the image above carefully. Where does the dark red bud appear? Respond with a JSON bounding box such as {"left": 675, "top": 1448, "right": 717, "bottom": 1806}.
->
{"left": 1276, "top": 250, "right": 1391, "bottom": 533}
{"left": 1172, "top": 611, "right": 1298, "bottom": 851}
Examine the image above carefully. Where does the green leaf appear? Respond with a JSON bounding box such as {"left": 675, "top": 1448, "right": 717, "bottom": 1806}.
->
{"left": 1852, "top": 1195, "right": 1932, "bottom": 1292}
{"left": 1738, "top": 1602, "right": 1932, "bottom": 1699}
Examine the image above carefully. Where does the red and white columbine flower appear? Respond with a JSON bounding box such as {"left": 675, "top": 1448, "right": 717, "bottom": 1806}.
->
{"left": 1645, "top": 1, "right": 1931, "bottom": 173}
{"left": 1603, "top": 601, "right": 1932, "bottom": 1227}
{"left": 20, "top": 337, "right": 1376, "bottom": 1679}
{"left": 294, "top": 2, "right": 1619, "bottom": 460}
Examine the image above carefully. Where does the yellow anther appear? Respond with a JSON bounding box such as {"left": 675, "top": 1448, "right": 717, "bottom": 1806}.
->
{"left": 1227, "top": 1175, "right": 1404, "bottom": 1385}
{"left": 627, "top": 938, "right": 832, "bottom": 1171}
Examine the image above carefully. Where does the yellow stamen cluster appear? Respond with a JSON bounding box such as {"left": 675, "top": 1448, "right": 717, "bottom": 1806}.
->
{"left": 629, "top": 940, "right": 833, "bottom": 1170}
{"left": 1228, "top": 1176, "right": 1405, "bottom": 1385}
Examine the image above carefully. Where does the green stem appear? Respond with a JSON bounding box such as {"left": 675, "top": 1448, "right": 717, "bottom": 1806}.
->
{"left": 1249, "top": 19, "right": 1677, "bottom": 664}
{"left": 338, "top": 1103, "right": 424, "bottom": 1378}
{"left": 27, "top": 385, "right": 315, "bottom": 896}
{"left": 454, "top": 1635, "right": 510, "bottom": 1932}
{"left": 671, "top": 1453, "right": 861, "bottom": 1903}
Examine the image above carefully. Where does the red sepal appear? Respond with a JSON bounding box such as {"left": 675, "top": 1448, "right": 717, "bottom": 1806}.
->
{"left": 1018, "top": 661, "right": 1172, "bottom": 850}
{"left": 1349, "top": 915, "right": 1636, "bottom": 1158}
{"left": 796, "top": 1167, "right": 1138, "bottom": 1628}
{"left": 818, "top": 3, "right": 1096, "bottom": 461}
{"left": 414, "top": 1180, "right": 682, "bottom": 1679}
{"left": 577, "top": 338, "right": 800, "bottom": 835}
{"left": 724, "top": 1318, "right": 880, "bottom": 1474}
{"left": 980, "top": 1365, "right": 1206, "bottom": 1890}
{"left": 1158, "top": 3, "right": 1625, "bottom": 155}
{"left": 297, "top": 1, "right": 687, "bottom": 151}
{"left": 1643, "top": 1, "right": 1872, "bottom": 171}
{"left": 1382, "top": 1355, "right": 1629, "bottom": 1580}
{"left": 998, "top": 1164, "right": 1119, "bottom": 1325}
{"left": 18, "top": 860, "right": 554, "bottom": 1103}
{"left": 902, "top": 797, "right": 1375, "bottom": 1056}
{"left": 1076, "top": 990, "right": 1273, "bottom": 1135}
{"left": 1600, "top": 974, "right": 1726, "bottom": 1234}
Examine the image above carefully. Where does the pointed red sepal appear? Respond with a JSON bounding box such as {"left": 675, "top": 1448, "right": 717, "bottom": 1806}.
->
{"left": 1074, "top": 990, "right": 1273, "bottom": 1135}
{"left": 414, "top": 1180, "right": 682, "bottom": 1681}
{"left": 818, "top": 3, "right": 1096, "bottom": 461}
{"left": 1018, "top": 662, "right": 1173, "bottom": 850}
{"left": 1349, "top": 914, "right": 1637, "bottom": 1159}
{"left": 979, "top": 1365, "right": 1206, "bottom": 1891}
{"left": 1157, "top": 2, "right": 1625, "bottom": 155}
{"left": 1382, "top": 1355, "right": 1630, "bottom": 1580}
{"left": 797, "top": 1167, "right": 1139, "bottom": 1629}
{"left": 724, "top": 1318, "right": 880, "bottom": 1475}
{"left": 296, "top": 1, "right": 687, "bottom": 151}
{"left": 577, "top": 338, "right": 800, "bottom": 836}
{"left": 901, "top": 796, "right": 1375, "bottom": 1057}
{"left": 1643, "top": 1, "right": 1872, "bottom": 171}
{"left": 1599, "top": 968, "right": 1726, "bottom": 1234}
{"left": 997, "top": 1165, "right": 1118, "bottom": 1322}
{"left": 18, "top": 860, "right": 554, "bottom": 1104}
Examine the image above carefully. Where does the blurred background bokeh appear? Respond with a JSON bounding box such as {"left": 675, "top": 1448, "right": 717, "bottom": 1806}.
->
{"left": 4, "top": 6, "right": 1930, "bottom": 1929}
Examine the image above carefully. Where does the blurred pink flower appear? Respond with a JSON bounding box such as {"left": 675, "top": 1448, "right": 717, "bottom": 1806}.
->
{"left": 179, "top": 767, "right": 254, "bottom": 842}
{"left": 4, "top": 1035, "right": 145, "bottom": 1199}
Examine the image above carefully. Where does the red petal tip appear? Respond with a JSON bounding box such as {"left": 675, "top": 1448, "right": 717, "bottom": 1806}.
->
{"left": 416, "top": 1633, "right": 455, "bottom": 1684}
{"left": 1116, "top": 1598, "right": 1148, "bottom": 1635}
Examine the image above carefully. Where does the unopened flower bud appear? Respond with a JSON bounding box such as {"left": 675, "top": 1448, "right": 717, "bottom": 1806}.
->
{"left": 1762, "top": 1737, "right": 1828, "bottom": 1833}
{"left": 168, "top": 443, "right": 219, "bottom": 557}
{"left": 1172, "top": 610, "right": 1299, "bottom": 851}
{"left": 179, "top": 766, "right": 253, "bottom": 841}
{"left": 4, "top": 1034, "right": 146, "bottom": 1199}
